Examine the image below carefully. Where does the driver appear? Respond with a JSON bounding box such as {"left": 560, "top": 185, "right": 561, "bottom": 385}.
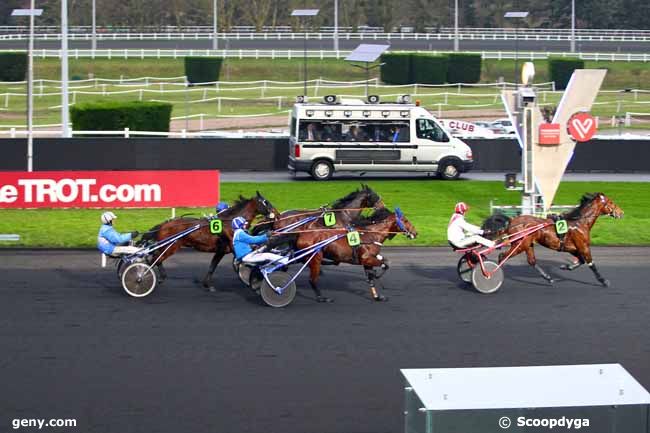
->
{"left": 447, "top": 202, "right": 495, "bottom": 248}
{"left": 97, "top": 211, "right": 141, "bottom": 255}
{"left": 232, "top": 217, "right": 287, "bottom": 265}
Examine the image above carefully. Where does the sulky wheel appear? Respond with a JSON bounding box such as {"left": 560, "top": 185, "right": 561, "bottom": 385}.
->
{"left": 457, "top": 256, "right": 474, "bottom": 284}
{"left": 260, "top": 272, "right": 296, "bottom": 308}
{"left": 121, "top": 262, "right": 157, "bottom": 298}
{"left": 238, "top": 265, "right": 253, "bottom": 288}
{"left": 471, "top": 261, "right": 504, "bottom": 294}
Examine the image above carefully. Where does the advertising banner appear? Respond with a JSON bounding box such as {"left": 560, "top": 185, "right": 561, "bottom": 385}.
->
{"left": 0, "top": 170, "right": 220, "bottom": 209}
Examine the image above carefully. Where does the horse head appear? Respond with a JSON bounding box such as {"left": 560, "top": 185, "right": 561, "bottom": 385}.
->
{"left": 394, "top": 207, "right": 417, "bottom": 240}
{"left": 255, "top": 191, "right": 279, "bottom": 221}
{"left": 595, "top": 193, "right": 624, "bottom": 219}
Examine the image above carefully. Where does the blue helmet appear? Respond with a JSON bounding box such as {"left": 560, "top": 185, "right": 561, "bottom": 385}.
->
{"left": 231, "top": 216, "right": 247, "bottom": 230}
{"left": 216, "top": 202, "right": 229, "bottom": 213}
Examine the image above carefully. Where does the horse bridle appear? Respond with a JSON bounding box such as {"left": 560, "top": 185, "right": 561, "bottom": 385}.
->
{"left": 258, "top": 196, "right": 277, "bottom": 220}
{"left": 395, "top": 207, "right": 416, "bottom": 239}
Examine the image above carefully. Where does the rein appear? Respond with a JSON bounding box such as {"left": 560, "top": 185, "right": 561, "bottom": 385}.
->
{"left": 271, "top": 207, "right": 379, "bottom": 223}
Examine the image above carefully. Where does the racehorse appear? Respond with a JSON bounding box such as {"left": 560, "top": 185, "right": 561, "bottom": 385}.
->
{"left": 141, "top": 192, "right": 279, "bottom": 289}
{"left": 286, "top": 207, "right": 417, "bottom": 302}
{"left": 253, "top": 184, "right": 384, "bottom": 234}
{"left": 485, "top": 193, "right": 623, "bottom": 286}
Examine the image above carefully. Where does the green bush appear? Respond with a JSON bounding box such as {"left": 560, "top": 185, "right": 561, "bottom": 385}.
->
{"left": 411, "top": 54, "right": 449, "bottom": 85}
{"left": 548, "top": 57, "right": 585, "bottom": 90}
{"left": 70, "top": 101, "right": 172, "bottom": 132}
{"left": 0, "top": 52, "right": 27, "bottom": 82}
{"left": 446, "top": 53, "right": 482, "bottom": 83}
{"left": 380, "top": 52, "right": 413, "bottom": 85}
{"left": 184, "top": 57, "right": 223, "bottom": 84}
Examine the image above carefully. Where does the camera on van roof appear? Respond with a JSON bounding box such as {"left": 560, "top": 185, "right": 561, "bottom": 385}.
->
{"left": 397, "top": 94, "right": 412, "bottom": 104}
{"left": 323, "top": 95, "right": 339, "bottom": 104}
{"left": 367, "top": 95, "right": 380, "bottom": 104}
{"left": 296, "top": 95, "right": 307, "bottom": 103}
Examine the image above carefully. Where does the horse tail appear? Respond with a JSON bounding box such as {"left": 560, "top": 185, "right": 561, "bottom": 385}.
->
{"left": 482, "top": 213, "right": 511, "bottom": 239}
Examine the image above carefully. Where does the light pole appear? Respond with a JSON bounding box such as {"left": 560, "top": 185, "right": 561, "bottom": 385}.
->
{"left": 92, "top": 0, "right": 97, "bottom": 51}
{"left": 212, "top": 0, "right": 218, "bottom": 51}
{"left": 61, "top": 0, "right": 70, "bottom": 137}
{"left": 12, "top": 5, "right": 43, "bottom": 172}
{"left": 333, "top": 0, "right": 339, "bottom": 52}
{"left": 504, "top": 11, "right": 529, "bottom": 88}
{"left": 291, "top": 9, "right": 319, "bottom": 97}
{"left": 454, "top": 0, "right": 459, "bottom": 52}
{"left": 570, "top": 0, "right": 576, "bottom": 53}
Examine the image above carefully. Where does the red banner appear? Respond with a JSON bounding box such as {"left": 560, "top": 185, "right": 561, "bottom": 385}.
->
{"left": 0, "top": 170, "right": 219, "bottom": 209}
{"left": 539, "top": 123, "right": 561, "bottom": 145}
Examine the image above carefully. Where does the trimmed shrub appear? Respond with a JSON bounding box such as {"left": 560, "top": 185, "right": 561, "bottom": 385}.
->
{"left": 411, "top": 54, "right": 449, "bottom": 85}
{"left": 184, "top": 57, "right": 223, "bottom": 84}
{"left": 70, "top": 101, "right": 173, "bottom": 132}
{"left": 380, "top": 52, "right": 413, "bottom": 85}
{"left": 0, "top": 52, "right": 27, "bottom": 82}
{"left": 446, "top": 53, "right": 482, "bottom": 84}
{"left": 548, "top": 57, "right": 585, "bottom": 90}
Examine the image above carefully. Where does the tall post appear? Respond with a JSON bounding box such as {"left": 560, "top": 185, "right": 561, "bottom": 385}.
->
{"left": 454, "top": 0, "right": 459, "bottom": 52}
{"left": 303, "top": 23, "right": 307, "bottom": 96}
{"left": 27, "top": 0, "right": 36, "bottom": 171}
{"left": 61, "top": 0, "right": 70, "bottom": 137}
{"left": 92, "top": 0, "right": 97, "bottom": 51}
{"left": 514, "top": 24, "right": 519, "bottom": 87}
{"left": 570, "top": 0, "right": 576, "bottom": 53}
{"left": 333, "top": 0, "right": 339, "bottom": 52}
{"left": 212, "top": 0, "right": 218, "bottom": 50}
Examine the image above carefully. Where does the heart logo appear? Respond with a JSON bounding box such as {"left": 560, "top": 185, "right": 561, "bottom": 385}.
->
{"left": 568, "top": 113, "right": 597, "bottom": 142}
{"left": 571, "top": 118, "right": 594, "bottom": 140}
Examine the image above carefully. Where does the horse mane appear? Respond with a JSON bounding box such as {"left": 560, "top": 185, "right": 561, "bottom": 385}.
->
{"left": 482, "top": 213, "right": 511, "bottom": 236}
{"left": 352, "top": 207, "right": 393, "bottom": 227}
{"left": 220, "top": 195, "right": 250, "bottom": 217}
{"left": 561, "top": 192, "right": 601, "bottom": 221}
{"left": 331, "top": 187, "right": 363, "bottom": 209}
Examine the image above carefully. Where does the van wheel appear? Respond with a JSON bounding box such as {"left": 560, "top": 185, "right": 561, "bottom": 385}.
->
{"left": 310, "top": 160, "right": 333, "bottom": 181}
{"left": 439, "top": 161, "right": 460, "bottom": 180}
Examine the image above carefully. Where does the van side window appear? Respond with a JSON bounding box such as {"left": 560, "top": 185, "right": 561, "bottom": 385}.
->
{"left": 299, "top": 121, "right": 323, "bottom": 141}
{"left": 417, "top": 119, "right": 449, "bottom": 142}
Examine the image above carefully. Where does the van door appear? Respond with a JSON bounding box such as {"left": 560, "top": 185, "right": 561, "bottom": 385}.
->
{"left": 414, "top": 118, "right": 451, "bottom": 169}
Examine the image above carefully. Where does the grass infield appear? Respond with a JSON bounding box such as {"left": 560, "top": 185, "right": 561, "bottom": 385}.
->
{"left": 0, "top": 180, "right": 648, "bottom": 248}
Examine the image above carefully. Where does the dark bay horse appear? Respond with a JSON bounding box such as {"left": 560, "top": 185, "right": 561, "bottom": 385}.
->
{"left": 486, "top": 193, "right": 623, "bottom": 286}
{"left": 140, "top": 192, "right": 278, "bottom": 289}
{"left": 286, "top": 207, "right": 417, "bottom": 302}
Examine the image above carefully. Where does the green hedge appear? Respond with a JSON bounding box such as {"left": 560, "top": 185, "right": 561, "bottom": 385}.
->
{"left": 411, "top": 54, "right": 449, "bottom": 85}
{"left": 70, "top": 101, "right": 173, "bottom": 132}
{"left": 446, "top": 53, "right": 482, "bottom": 84}
{"left": 0, "top": 52, "right": 27, "bottom": 82}
{"left": 548, "top": 57, "right": 585, "bottom": 90}
{"left": 184, "top": 57, "right": 223, "bottom": 84}
{"left": 380, "top": 52, "right": 413, "bottom": 85}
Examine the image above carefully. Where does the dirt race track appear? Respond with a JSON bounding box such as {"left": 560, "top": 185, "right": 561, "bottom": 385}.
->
{"left": 0, "top": 247, "right": 649, "bottom": 433}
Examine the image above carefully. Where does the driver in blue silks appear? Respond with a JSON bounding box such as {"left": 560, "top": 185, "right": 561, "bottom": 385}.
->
{"left": 231, "top": 216, "right": 287, "bottom": 265}
{"left": 97, "top": 211, "right": 141, "bottom": 255}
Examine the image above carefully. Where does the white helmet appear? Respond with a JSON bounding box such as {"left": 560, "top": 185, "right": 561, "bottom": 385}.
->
{"left": 101, "top": 211, "right": 117, "bottom": 225}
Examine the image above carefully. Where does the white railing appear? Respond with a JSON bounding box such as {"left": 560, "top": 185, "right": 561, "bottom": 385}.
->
{"left": 1, "top": 48, "right": 650, "bottom": 62}
{"left": 1, "top": 31, "right": 650, "bottom": 42}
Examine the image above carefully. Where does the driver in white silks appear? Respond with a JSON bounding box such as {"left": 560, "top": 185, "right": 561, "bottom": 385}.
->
{"left": 231, "top": 217, "right": 289, "bottom": 265}
{"left": 97, "top": 211, "right": 141, "bottom": 255}
{"left": 447, "top": 202, "right": 495, "bottom": 248}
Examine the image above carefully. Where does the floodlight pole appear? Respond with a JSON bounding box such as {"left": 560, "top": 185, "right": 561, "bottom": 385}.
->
{"left": 61, "top": 0, "right": 70, "bottom": 137}
{"left": 454, "top": 0, "right": 459, "bottom": 52}
{"left": 303, "top": 25, "right": 308, "bottom": 96}
{"left": 570, "top": 0, "right": 576, "bottom": 53}
{"left": 334, "top": 0, "right": 339, "bottom": 52}
{"left": 213, "top": 0, "right": 218, "bottom": 50}
{"left": 27, "top": 1, "right": 36, "bottom": 171}
{"left": 92, "top": 0, "right": 96, "bottom": 51}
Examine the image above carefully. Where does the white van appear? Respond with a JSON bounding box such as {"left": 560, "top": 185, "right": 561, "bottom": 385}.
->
{"left": 287, "top": 96, "right": 474, "bottom": 180}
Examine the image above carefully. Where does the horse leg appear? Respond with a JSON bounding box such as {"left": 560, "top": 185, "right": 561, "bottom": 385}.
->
{"left": 156, "top": 263, "right": 168, "bottom": 283}
{"left": 309, "top": 253, "right": 333, "bottom": 303}
{"left": 525, "top": 244, "right": 554, "bottom": 284}
{"left": 581, "top": 250, "right": 610, "bottom": 287}
{"left": 202, "top": 245, "right": 226, "bottom": 291}
{"left": 560, "top": 255, "right": 584, "bottom": 271}
{"left": 364, "top": 265, "right": 387, "bottom": 302}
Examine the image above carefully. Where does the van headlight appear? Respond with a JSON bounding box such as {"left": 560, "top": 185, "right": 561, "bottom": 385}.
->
{"left": 466, "top": 150, "right": 473, "bottom": 160}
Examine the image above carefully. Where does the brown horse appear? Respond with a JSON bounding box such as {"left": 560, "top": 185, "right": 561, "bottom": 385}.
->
{"left": 285, "top": 207, "right": 417, "bottom": 302}
{"left": 253, "top": 184, "right": 384, "bottom": 235}
{"left": 140, "top": 192, "right": 279, "bottom": 289}
{"left": 487, "top": 193, "right": 623, "bottom": 286}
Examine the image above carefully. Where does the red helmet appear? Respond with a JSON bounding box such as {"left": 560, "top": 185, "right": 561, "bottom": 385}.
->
{"left": 455, "top": 202, "right": 469, "bottom": 214}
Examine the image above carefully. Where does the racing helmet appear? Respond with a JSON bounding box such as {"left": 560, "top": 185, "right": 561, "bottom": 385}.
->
{"left": 231, "top": 216, "right": 247, "bottom": 230}
{"left": 454, "top": 202, "right": 469, "bottom": 214}
{"left": 101, "top": 211, "right": 117, "bottom": 225}
{"left": 216, "top": 202, "right": 229, "bottom": 213}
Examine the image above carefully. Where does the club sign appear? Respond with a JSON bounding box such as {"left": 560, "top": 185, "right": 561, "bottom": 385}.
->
{"left": 567, "top": 112, "right": 597, "bottom": 142}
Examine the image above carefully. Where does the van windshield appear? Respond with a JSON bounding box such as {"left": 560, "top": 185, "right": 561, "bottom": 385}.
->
{"left": 298, "top": 120, "right": 410, "bottom": 142}
{"left": 416, "top": 118, "right": 448, "bottom": 142}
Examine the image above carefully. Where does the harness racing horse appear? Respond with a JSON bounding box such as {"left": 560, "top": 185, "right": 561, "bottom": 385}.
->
{"left": 486, "top": 193, "right": 623, "bottom": 286}
{"left": 253, "top": 184, "right": 384, "bottom": 235}
{"left": 141, "top": 192, "right": 279, "bottom": 289}
{"left": 286, "top": 208, "right": 417, "bottom": 303}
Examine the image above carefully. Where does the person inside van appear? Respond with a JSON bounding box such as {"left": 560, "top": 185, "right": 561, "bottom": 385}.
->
{"left": 301, "top": 123, "right": 320, "bottom": 141}
{"left": 391, "top": 125, "right": 410, "bottom": 143}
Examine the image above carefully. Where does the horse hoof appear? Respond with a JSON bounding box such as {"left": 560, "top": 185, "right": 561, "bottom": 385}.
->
{"left": 601, "top": 279, "right": 611, "bottom": 287}
{"left": 373, "top": 295, "right": 388, "bottom": 302}
{"left": 559, "top": 265, "right": 570, "bottom": 271}
{"left": 205, "top": 286, "right": 217, "bottom": 293}
{"left": 547, "top": 279, "right": 555, "bottom": 284}
{"left": 316, "top": 296, "right": 333, "bottom": 303}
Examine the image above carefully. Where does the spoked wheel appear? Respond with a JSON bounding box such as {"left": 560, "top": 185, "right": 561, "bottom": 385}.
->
{"left": 471, "top": 261, "right": 504, "bottom": 294}
{"left": 116, "top": 260, "right": 126, "bottom": 279}
{"left": 121, "top": 262, "right": 157, "bottom": 298}
{"left": 260, "top": 271, "right": 296, "bottom": 308}
{"left": 238, "top": 265, "right": 253, "bottom": 288}
{"left": 457, "top": 256, "right": 474, "bottom": 284}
